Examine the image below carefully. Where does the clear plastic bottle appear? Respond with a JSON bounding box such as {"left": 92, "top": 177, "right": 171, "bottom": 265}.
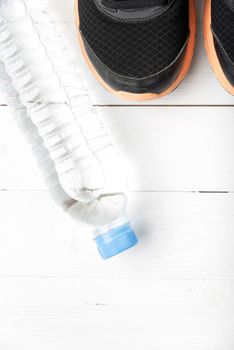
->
{"left": 0, "top": 0, "right": 138, "bottom": 259}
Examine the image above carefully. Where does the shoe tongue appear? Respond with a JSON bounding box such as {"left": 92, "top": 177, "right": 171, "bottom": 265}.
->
{"left": 102, "top": 0, "right": 169, "bottom": 10}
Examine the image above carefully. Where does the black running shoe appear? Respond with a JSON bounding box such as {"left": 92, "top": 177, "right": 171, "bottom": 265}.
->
{"left": 204, "top": 0, "right": 234, "bottom": 95}
{"left": 75, "top": 0, "right": 196, "bottom": 100}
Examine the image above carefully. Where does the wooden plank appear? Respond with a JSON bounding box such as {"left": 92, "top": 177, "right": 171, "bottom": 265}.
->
{"left": 0, "top": 107, "right": 46, "bottom": 190}
{"left": 0, "top": 191, "right": 233, "bottom": 280}
{"left": 0, "top": 188, "right": 233, "bottom": 348}
{"left": 0, "top": 1, "right": 233, "bottom": 348}
{"left": 1, "top": 106, "right": 234, "bottom": 191}
{"left": 0, "top": 0, "right": 233, "bottom": 106}
{"left": 50, "top": 0, "right": 234, "bottom": 106}
{"left": 0, "top": 277, "right": 233, "bottom": 350}
{"left": 58, "top": 19, "right": 234, "bottom": 106}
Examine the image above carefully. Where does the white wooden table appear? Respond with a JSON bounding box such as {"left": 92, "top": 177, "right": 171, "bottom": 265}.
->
{"left": 0, "top": 1, "right": 234, "bottom": 349}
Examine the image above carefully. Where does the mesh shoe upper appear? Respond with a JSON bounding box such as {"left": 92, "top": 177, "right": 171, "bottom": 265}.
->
{"left": 211, "top": 0, "right": 234, "bottom": 63}
{"left": 78, "top": 0, "right": 189, "bottom": 79}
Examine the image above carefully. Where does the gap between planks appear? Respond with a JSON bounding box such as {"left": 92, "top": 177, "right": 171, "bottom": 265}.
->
{"left": 96, "top": 104, "right": 234, "bottom": 108}
{"left": 0, "top": 275, "right": 233, "bottom": 280}
{"left": 0, "top": 189, "right": 233, "bottom": 193}
{"left": 0, "top": 104, "right": 233, "bottom": 107}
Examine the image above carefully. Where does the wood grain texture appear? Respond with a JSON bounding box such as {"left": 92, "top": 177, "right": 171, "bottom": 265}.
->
{"left": 48, "top": 0, "right": 234, "bottom": 106}
{"left": 0, "top": 278, "right": 233, "bottom": 350}
{"left": 0, "top": 191, "right": 233, "bottom": 280}
{"left": 1, "top": 106, "right": 234, "bottom": 191}
{"left": 0, "top": 190, "right": 234, "bottom": 348}
{"left": 0, "top": 0, "right": 233, "bottom": 106}
{"left": 0, "top": 0, "right": 233, "bottom": 348}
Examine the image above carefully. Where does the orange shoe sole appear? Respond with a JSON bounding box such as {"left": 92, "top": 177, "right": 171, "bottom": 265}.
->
{"left": 75, "top": 0, "right": 196, "bottom": 101}
{"left": 204, "top": 0, "right": 234, "bottom": 96}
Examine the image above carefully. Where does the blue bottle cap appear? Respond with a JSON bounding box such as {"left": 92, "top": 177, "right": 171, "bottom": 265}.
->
{"left": 94, "top": 220, "right": 138, "bottom": 260}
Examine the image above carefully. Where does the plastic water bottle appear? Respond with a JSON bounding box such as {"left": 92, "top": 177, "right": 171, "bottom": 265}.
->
{"left": 0, "top": 0, "right": 138, "bottom": 259}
